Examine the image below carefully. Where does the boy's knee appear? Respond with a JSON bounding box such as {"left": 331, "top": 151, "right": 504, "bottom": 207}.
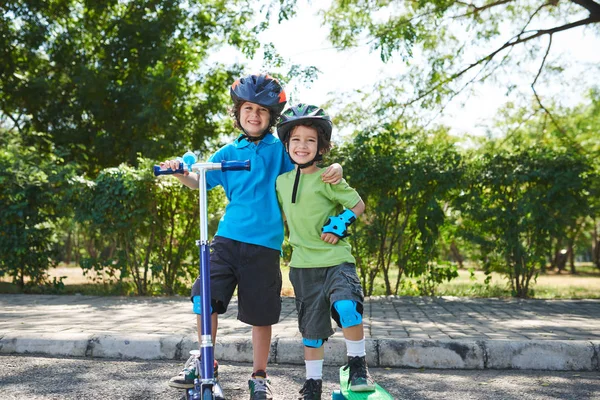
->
{"left": 332, "top": 299, "right": 362, "bottom": 328}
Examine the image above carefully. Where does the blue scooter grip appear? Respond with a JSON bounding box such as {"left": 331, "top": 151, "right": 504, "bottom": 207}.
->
{"left": 221, "top": 160, "right": 251, "bottom": 171}
{"left": 153, "top": 162, "right": 185, "bottom": 176}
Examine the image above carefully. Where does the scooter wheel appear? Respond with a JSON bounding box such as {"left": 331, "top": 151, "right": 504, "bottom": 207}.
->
{"left": 332, "top": 389, "right": 345, "bottom": 400}
{"left": 202, "top": 387, "right": 213, "bottom": 400}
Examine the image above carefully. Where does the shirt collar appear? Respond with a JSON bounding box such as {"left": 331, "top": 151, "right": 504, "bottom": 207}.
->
{"left": 234, "top": 132, "right": 277, "bottom": 148}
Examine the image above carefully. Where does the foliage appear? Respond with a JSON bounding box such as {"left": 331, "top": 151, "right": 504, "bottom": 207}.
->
{"left": 150, "top": 159, "right": 227, "bottom": 295}
{"left": 67, "top": 157, "right": 226, "bottom": 296}
{"left": 69, "top": 161, "right": 155, "bottom": 295}
{"left": 0, "top": 0, "right": 285, "bottom": 175}
{"left": 2, "top": 1, "right": 599, "bottom": 300}
{"left": 333, "top": 123, "right": 463, "bottom": 296}
{"left": 0, "top": 129, "right": 75, "bottom": 289}
{"left": 321, "top": 0, "right": 600, "bottom": 110}
{"left": 455, "top": 146, "right": 594, "bottom": 297}
{"left": 488, "top": 89, "right": 600, "bottom": 273}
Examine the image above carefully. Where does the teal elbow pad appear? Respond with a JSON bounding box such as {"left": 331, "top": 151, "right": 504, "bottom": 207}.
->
{"left": 322, "top": 209, "right": 357, "bottom": 239}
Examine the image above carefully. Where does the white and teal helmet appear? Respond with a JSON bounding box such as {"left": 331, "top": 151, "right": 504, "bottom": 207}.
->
{"left": 276, "top": 103, "right": 333, "bottom": 147}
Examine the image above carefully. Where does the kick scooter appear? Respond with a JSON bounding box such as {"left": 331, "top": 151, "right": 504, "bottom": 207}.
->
{"left": 154, "top": 151, "right": 251, "bottom": 400}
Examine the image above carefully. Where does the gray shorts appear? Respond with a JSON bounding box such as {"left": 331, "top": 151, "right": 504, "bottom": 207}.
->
{"left": 289, "top": 262, "right": 364, "bottom": 339}
{"left": 191, "top": 236, "right": 282, "bottom": 326}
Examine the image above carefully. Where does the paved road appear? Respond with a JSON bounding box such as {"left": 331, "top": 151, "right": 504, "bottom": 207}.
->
{"left": 2, "top": 354, "right": 600, "bottom": 400}
{"left": 1, "top": 295, "right": 600, "bottom": 370}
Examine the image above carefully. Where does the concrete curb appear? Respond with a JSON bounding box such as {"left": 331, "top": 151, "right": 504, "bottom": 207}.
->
{"left": 1, "top": 333, "right": 599, "bottom": 371}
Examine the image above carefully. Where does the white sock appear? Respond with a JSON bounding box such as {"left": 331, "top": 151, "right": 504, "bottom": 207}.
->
{"left": 345, "top": 338, "right": 366, "bottom": 357}
{"left": 305, "top": 359, "right": 324, "bottom": 380}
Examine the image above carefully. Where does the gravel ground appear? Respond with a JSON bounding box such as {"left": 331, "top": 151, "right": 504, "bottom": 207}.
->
{"left": 2, "top": 354, "right": 600, "bottom": 400}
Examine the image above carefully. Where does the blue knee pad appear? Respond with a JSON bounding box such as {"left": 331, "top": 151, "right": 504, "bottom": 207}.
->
{"left": 192, "top": 295, "right": 213, "bottom": 315}
{"left": 333, "top": 300, "right": 362, "bottom": 328}
{"left": 303, "top": 338, "right": 325, "bottom": 348}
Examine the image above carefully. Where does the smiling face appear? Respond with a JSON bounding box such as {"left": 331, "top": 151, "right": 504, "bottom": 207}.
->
{"left": 239, "top": 101, "right": 271, "bottom": 137}
{"left": 288, "top": 125, "right": 320, "bottom": 172}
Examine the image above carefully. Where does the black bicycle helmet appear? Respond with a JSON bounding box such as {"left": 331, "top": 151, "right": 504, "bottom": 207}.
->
{"left": 277, "top": 103, "right": 332, "bottom": 145}
{"left": 230, "top": 74, "right": 287, "bottom": 115}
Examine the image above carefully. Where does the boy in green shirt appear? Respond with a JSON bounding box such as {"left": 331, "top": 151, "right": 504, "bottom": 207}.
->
{"left": 275, "top": 104, "right": 375, "bottom": 400}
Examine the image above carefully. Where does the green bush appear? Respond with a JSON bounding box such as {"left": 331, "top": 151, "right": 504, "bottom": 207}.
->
{"left": 69, "top": 157, "right": 225, "bottom": 296}
{"left": 456, "top": 148, "right": 594, "bottom": 297}
{"left": 0, "top": 131, "right": 74, "bottom": 290}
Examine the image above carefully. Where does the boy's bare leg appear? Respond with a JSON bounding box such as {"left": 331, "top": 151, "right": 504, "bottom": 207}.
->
{"left": 197, "top": 313, "right": 218, "bottom": 344}
{"left": 342, "top": 324, "right": 363, "bottom": 341}
{"left": 251, "top": 325, "right": 271, "bottom": 373}
{"left": 304, "top": 345, "right": 325, "bottom": 361}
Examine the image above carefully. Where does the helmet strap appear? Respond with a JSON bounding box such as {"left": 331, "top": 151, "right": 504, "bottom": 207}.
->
{"left": 237, "top": 125, "right": 270, "bottom": 143}
{"left": 290, "top": 154, "right": 323, "bottom": 204}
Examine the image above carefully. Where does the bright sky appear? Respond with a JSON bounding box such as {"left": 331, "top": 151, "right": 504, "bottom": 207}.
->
{"left": 218, "top": 4, "right": 600, "bottom": 140}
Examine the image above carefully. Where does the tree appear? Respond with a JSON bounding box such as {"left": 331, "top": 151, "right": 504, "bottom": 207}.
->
{"left": 334, "top": 124, "right": 462, "bottom": 296}
{"left": 68, "top": 157, "right": 227, "bottom": 296}
{"left": 488, "top": 89, "right": 600, "bottom": 273}
{"left": 0, "top": 0, "right": 280, "bottom": 175}
{"left": 455, "top": 146, "right": 594, "bottom": 297}
{"left": 1, "top": 0, "right": 323, "bottom": 295}
{"left": 149, "top": 159, "right": 227, "bottom": 295}
{"left": 0, "top": 129, "right": 75, "bottom": 289}
{"left": 321, "top": 0, "right": 600, "bottom": 124}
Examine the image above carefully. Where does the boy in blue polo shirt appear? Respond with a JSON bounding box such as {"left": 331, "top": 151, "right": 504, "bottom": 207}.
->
{"left": 160, "top": 75, "right": 342, "bottom": 400}
{"left": 276, "top": 104, "right": 374, "bottom": 400}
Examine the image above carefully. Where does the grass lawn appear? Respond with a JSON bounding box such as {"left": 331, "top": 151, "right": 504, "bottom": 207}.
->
{"left": 2, "top": 262, "right": 599, "bottom": 299}
{"left": 283, "top": 264, "right": 600, "bottom": 299}
{"left": 435, "top": 267, "right": 600, "bottom": 299}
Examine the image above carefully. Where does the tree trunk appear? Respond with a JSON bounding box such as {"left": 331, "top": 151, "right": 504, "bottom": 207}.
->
{"left": 568, "top": 245, "right": 576, "bottom": 275}
{"left": 450, "top": 241, "right": 464, "bottom": 268}
{"left": 554, "top": 247, "right": 567, "bottom": 274}
{"left": 65, "top": 230, "right": 72, "bottom": 264}
{"left": 593, "top": 223, "right": 600, "bottom": 271}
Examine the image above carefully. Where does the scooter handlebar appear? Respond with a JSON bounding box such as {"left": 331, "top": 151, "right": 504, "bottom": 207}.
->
{"left": 153, "top": 160, "right": 250, "bottom": 175}
{"left": 221, "top": 160, "right": 251, "bottom": 171}
{"left": 153, "top": 162, "right": 185, "bottom": 176}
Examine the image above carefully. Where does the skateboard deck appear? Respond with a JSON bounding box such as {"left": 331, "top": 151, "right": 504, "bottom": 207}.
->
{"left": 333, "top": 366, "right": 394, "bottom": 400}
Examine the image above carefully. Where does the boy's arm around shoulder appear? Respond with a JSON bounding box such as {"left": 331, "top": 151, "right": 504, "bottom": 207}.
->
{"left": 321, "top": 162, "right": 343, "bottom": 184}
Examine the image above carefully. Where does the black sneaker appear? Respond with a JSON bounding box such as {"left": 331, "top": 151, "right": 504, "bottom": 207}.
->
{"left": 298, "top": 378, "right": 322, "bottom": 400}
{"left": 248, "top": 370, "right": 273, "bottom": 400}
{"left": 344, "top": 356, "right": 375, "bottom": 392}
{"left": 168, "top": 353, "right": 219, "bottom": 389}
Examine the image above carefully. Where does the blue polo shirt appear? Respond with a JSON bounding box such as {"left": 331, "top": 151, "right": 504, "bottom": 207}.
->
{"left": 206, "top": 133, "right": 294, "bottom": 251}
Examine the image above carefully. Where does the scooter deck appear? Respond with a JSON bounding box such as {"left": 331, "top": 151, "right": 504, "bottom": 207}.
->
{"left": 333, "top": 366, "right": 393, "bottom": 400}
